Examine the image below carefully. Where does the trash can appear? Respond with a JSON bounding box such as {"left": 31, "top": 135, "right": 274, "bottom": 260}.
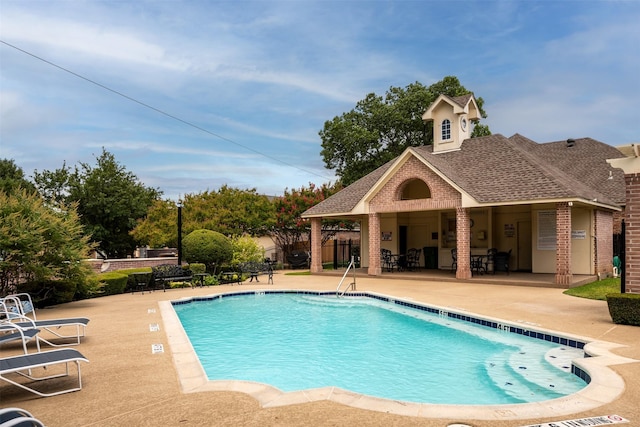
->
{"left": 495, "top": 251, "right": 511, "bottom": 273}
{"left": 423, "top": 247, "right": 438, "bottom": 269}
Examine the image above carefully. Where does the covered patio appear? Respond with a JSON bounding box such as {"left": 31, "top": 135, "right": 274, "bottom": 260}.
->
{"left": 318, "top": 266, "right": 598, "bottom": 289}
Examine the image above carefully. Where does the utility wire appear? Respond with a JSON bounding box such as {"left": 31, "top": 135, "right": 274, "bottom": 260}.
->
{"left": 1, "top": 39, "right": 334, "bottom": 182}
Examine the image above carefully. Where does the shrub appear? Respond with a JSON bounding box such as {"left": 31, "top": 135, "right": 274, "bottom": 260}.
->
{"left": 183, "top": 229, "right": 233, "bottom": 272}
{"left": 97, "top": 272, "right": 129, "bottom": 295}
{"left": 606, "top": 293, "right": 640, "bottom": 326}
{"left": 20, "top": 279, "right": 79, "bottom": 307}
{"left": 189, "top": 263, "right": 206, "bottom": 274}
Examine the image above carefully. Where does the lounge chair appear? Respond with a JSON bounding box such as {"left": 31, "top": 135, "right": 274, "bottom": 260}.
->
{"left": 0, "top": 324, "right": 41, "bottom": 354}
{"left": 0, "top": 294, "right": 34, "bottom": 320}
{"left": 0, "top": 408, "right": 45, "bottom": 427}
{"left": 1, "top": 296, "right": 89, "bottom": 346}
{"left": 0, "top": 316, "right": 89, "bottom": 346}
{"left": 0, "top": 348, "right": 88, "bottom": 397}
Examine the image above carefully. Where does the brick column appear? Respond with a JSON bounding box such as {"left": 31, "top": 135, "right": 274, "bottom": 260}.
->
{"left": 555, "top": 202, "right": 572, "bottom": 286}
{"left": 624, "top": 173, "right": 640, "bottom": 291}
{"left": 368, "top": 213, "right": 382, "bottom": 276}
{"left": 594, "top": 210, "right": 613, "bottom": 276}
{"left": 456, "top": 207, "right": 472, "bottom": 280}
{"left": 310, "top": 218, "right": 323, "bottom": 273}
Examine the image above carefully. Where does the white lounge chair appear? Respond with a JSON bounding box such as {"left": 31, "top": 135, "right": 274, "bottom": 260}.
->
{"left": 1, "top": 295, "right": 89, "bottom": 346}
{"left": 0, "top": 324, "right": 41, "bottom": 353}
{"left": 0, "top": 348, "right": 89, "bottom": 397}
{"left": 0, "top": 408, "right": 45, "bottom": 427}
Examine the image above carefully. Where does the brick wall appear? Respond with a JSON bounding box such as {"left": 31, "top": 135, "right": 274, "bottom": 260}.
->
{"left": 85, "top": 257, "right": 178, "bottom": 274}
{"left": 555, "top": 202, "right": 572, "bottom": 286}
{"left": 624, "top": 173, "right": 640, "bottom": 291}
{"left": 594, "top": 210, "right": 613, "bottom": 275}
{"left": 455, "top": 207, "right": 472, "bottom": 279}
{"left": 368, "top": 213, "right": 382, "bottom": 275}
{"left": 310, "top": 218, "right": 323, "bottom": 273}
{"left": 370, "top": 157, "right": 461, "bottom": 213}
{"left": 612, "top": 210, "right": 625, "bottom": 234}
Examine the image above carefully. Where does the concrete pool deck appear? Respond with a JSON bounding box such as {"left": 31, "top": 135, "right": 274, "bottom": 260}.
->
{"left": 2, "top": 272, "right": 639, "bottom": 427}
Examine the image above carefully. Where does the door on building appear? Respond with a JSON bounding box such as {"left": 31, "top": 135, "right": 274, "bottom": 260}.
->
{"left": 399, "top": 226, "right": 408, "bottom": 254}
{"left": 517, "top": 221, "right": 532, "bottom": 271}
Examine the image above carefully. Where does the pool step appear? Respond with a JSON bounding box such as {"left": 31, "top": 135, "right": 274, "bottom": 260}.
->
{"left": 485, "top": 352, "right": 543, "bottom": 402}
{"left": 485, "top": 347, "right": 585, "bottom": 402}
{"left": 506, "top": 348, "right": 584, "bottom": 395}
{"left": 545, "top": 346, "right": 584, "bottom": 373}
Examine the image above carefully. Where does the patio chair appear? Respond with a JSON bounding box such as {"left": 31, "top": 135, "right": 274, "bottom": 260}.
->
{"left": 406, "top": 248, "right": 421, "bottom": 271}
{"left": 0, "top": 294, "right": 34, "bottom": 320}
{"left": 0, "top": 316, "right": 89, "bottom": 346}
{"left": 1, "top": 296, "right": 89, "bottom": 346}
{"left": 0, "top": 348, "right": 89, "bottom": 397}
{"left": 0, "top": 407, "right": 45, "bottom": 427}
{"left": 0, "top": 323, "right": 41, "bottom": 354}
{"left": 450, "top": 248, "right": 457, "bottom": 272}
{"left": 380, "top": 249, "right": 397, "bottom": 272}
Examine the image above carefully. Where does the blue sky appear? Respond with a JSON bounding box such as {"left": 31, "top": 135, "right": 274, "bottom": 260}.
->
{"left": 1, "top": 1, "right": 639, "bottom": 201}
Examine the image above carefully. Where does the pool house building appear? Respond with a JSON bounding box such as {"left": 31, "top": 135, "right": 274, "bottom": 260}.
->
{"left": 302, "top": 94, "right": 627, "bottom": 287}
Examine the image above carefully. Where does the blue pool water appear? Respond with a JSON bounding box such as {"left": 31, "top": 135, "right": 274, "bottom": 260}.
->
{"left": 173, "top": 292, "right": 587, "bottom": 405}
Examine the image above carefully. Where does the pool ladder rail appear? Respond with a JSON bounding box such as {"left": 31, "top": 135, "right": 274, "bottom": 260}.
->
{"left": 336, "top": 256, "right": 357, "bottom": 297}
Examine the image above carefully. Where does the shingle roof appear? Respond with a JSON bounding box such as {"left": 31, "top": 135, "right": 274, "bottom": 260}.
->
{"left": 450, "top": 93, "right": 474, "bottom": 108}
{"left": 302, "top": 135, "right": 625, "bottom": 217}
{"left": 302, "top": 159, "right": 394, "bottom": 217}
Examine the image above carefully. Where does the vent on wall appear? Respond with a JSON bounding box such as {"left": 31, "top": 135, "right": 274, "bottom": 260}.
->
{"left": 567, "top": 138, "right": 575, "bottom": 147}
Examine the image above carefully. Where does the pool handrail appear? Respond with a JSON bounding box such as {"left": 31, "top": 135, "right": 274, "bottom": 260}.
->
{"left": 336, "top": 256, "right": 357, "bottom": 297}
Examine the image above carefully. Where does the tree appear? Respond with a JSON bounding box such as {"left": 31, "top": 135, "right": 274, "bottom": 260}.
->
{"left": 231, "top": 235, "right": 265, "bottom": 265}
{"left": 182, "top": 229, "right": 233, "bottom": 272}
{"left": 0, "top": 158, "right": 36, "bottom": 195}
{"left": 270, "top": 182, "right": 348, "bottom": 258}
{"left": 33, "top": 148, "right": 160, "bottom": 258}
{"left": 131, "top": 186, "right": 276, "bottom": 248}
{"left": 183, "top": 186, "right": 276, "bottom": 237}
{"left": 0, "top": 188, "right": 95, "bottom": 304}
{"left": 130, "top": 199, "right": 178, "bottom": 248}
{"left": 319, "top": 76, "right": 490, "bottom": 185}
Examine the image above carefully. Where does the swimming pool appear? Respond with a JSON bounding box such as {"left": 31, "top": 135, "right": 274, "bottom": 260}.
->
{"left": 172, "top": 291, "right": 587, "bottom": 405}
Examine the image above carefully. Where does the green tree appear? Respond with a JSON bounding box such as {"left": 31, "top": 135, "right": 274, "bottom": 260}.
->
{"left": 184, "top": 186, "right": 275, "bottom": 236}
{"left": 0, "top": 158, "right": 36, "bottom": 195}
{"left": 0, "top": 189, "right": 95, "bottom": 303}
{"left": 270, "top": 182, "right": 348, "bottom": 257}
{"left": 130, "top": 199, "right": 178, "bottom": 248}
{"left": 131, "top": 186, "right": 276, "bottom": 248}
{"left": 33, "top": 148, "right": 160, "bottom": 258}
{"left": 231, "top": 235, "right": 265, "bottom": 265}
{"left": 319, "top": 76, "right": 490, "bottom": 185}
{"left": 182, "top": 229, "right": 233, "bottom": 272}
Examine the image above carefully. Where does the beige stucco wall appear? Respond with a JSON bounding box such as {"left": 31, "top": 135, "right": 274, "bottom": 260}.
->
{"left": 530, "top": 205, "right": 593, "bottom": 275}
{"left": 430, "top": 103, "right": 470, "bottom": 153}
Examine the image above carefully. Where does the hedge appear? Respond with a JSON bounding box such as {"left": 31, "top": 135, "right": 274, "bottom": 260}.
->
{"left": 606, "top": 293, "right": 640, "bottom": 326}
{"left": 97, "top": 272, "right": 129, "bottom": 295}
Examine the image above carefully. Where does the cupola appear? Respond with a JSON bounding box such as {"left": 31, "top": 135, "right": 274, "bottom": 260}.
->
{"left": 422, "top": 93, "right": 480, "bottom": 153}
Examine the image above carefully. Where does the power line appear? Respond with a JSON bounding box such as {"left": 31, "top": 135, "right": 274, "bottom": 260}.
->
{"left": 0, "top": 39, "right": 334, "bottom": 182}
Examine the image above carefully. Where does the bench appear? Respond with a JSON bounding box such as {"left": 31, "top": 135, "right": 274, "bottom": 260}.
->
{"left": 151, "top": 264, "right": 193, "bottom": 292}
{"left": 218, "top": 270, "right": 242, "bottom": 285}
{"left": 240, "top": 261, "right": 274, "bottom": 284}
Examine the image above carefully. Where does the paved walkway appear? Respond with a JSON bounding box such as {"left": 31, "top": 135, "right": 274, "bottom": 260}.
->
{"left": 2, "top": 272, "right": 639, "bottom": 427}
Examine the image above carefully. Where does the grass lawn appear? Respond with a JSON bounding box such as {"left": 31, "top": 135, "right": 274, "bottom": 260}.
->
{"left": 563, "top": 277, "right": 621, "bottom": 300}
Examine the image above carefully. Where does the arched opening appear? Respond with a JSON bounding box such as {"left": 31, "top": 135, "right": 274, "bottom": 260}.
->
{"left": 400, "top": 179, "right": 431, "bottom": 200}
